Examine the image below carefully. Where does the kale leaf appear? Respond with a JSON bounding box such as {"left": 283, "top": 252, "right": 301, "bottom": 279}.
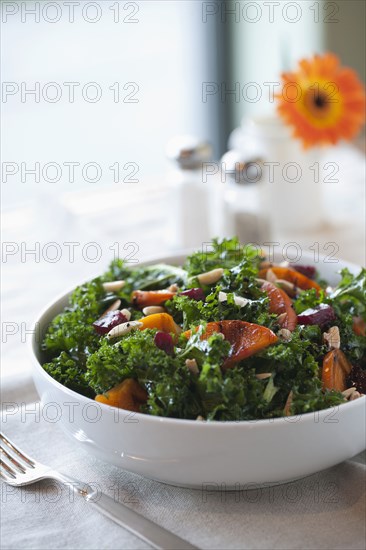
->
{"left": 86, "top": 329, "right": 198, "bottom": 418}
{"left": 43, "top": 352, "right": 95, "bottom": 398}
{"left": 183, "top": 237, "right": 261, "bottom": 276}
{"left": 330, "top": 268, "right": 366, "bottom": 319}
{"left": 293, "top": 288, "right": 325, "bottom": 314}
{"left": 42, "top": 279, "right": 104, "bottom": 359}
{"left": 328, "top": 268, "right": 366, "bottom": 363}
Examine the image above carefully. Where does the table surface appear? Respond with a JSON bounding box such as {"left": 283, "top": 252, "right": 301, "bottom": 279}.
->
{"left": 1, "top": 392, "right": 365, "bottom": 550}
{"left": 1, "top": 142, "right": 365, "bottom": 550}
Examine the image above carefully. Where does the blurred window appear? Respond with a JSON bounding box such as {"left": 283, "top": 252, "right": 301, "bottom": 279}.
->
{"left": 1, "top": 0, "right": 226, "bottom": 207}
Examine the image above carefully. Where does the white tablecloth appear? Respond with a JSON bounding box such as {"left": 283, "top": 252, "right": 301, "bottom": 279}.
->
{"left": 1, "top": 378, "right": 365, "bottom": 550}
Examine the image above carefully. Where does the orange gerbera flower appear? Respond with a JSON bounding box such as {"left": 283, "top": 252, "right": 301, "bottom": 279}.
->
{"left": 276, "top": 53, "right": 366, "bottom": 148}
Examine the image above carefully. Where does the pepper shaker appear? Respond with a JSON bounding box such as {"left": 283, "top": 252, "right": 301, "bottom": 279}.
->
{"left": 220, "top": 150, "right": 271, "bottom": 244}
{"left": 165, "top": 135, "right": 213, "bottom": 250}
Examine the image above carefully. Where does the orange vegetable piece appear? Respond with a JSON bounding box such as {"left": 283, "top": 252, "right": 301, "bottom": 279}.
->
{"left": 353, "top": 316, "right": 366, "bottom": 337}
{"left": 139, "top": 312, "right": 181, "bottom": 336}
{"left": 261, "top": 281, "right": 298, "bottom": 332}
{"left": 183, "top": 323, "right": 220, "bottom": 340}
{"left": 131, "top": 290, "right": 175, "bottom": 308}
{"left": 184, "top": 320, "right": 277, "bottom": 368}
{"left": 322, "top": 349, "right": 353, "bottom": 392}
{"left": 258, "top": 266, "right": 321, "bottom": 293}
{"left": 95, "top": 379, "right": 147, "bottom": 411}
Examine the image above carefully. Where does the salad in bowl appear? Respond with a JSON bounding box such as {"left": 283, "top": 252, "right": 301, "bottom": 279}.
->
{"left": 41, "top": 238, "right": 366, "bottom": 422}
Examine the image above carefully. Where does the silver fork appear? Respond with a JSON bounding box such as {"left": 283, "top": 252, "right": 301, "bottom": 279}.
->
{"left": 0, "top": 433, "right": 198, "bottom": 550}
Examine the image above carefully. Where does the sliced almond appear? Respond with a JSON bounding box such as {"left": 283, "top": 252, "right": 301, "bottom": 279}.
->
{"left": 266, "top": 269, "right": 277, "bottom": 283}
{"left": 107, "top": 321, "right": 142, "bottom": 339}
{"left": 218, "top": 291, "right": 227, "bottom": 303}
{"left": 255, "top": 278, "right": 267, "bottom": 286}
{"left": 218, "top": 291, "right": 251, "bottom": 308}
{"left": 342, "top": 387, "right": 357, "bottom": 399}
{"left": 283, "top": 390, "right": 294, "bottom": 416}
{"left": 275, "top": 279, "right": 297, "bottom": 298}
{"left": 278, "top": 328, "right": 292, "bottom": 342}
{"left": 323, "top": 326, "right": 340, "bottom": 350}
{"left": 196, "top": 415, "right": 205, "bottom": 421}
{"left": 350, "top": 391, "right": 362, "bottom": 401}
{"left": 197, "top": 268, "right": 224, "bottom": 285}
{"left": 142, "top": 306, "right": 166, "bottom": 316}
{"left": 98, "top": 299, "right": 121, "bottom": 320}
{"left": 277, "top": 312, "right": 288, "bottom": 325}
{"left": 102, "top": 280, "right": 125, "bottom": 293}
{"left": 185, "top": 358, "right": 199, "bottom": 375}
{"left": 121, "top": 308, "right": 131, "bottom": 321}
{"left": 167, "top": 283, "right": 179, "bottom": 293}
{"left": 233, "top": 295, "right": 251, "bottom": 307}
{"left": 256, "top": 372, "right": 272, "bottom": 380}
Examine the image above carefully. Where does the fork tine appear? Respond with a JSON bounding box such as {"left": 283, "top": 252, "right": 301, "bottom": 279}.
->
{"left": 0, "top": 433, "right": 35, "bottom": 468}
{"left": 0, "top": 447, "right": 26, "bottom": 473}
{"left": 0, "top": 471, "right": 10, "bottom": 481}
{"left": 0, "top": 459, "right": 17, "bottom": 479}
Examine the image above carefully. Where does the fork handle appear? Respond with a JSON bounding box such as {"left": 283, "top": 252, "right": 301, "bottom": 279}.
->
{"left": 88, "top": 492, "right": 198, "bottom": 550}
{"left": 53, "top": 472, "right": 198, "bottom": 550}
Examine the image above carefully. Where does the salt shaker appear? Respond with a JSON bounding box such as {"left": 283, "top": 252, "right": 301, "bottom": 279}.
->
{"left": 220, "top": 149, "right": 271, "bottom": 245}
{"left": 165, "top": 135, "right": 213, "bottom": 250}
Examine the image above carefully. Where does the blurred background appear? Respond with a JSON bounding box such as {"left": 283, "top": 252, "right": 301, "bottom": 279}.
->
{"left": 1, "top": 0, "right": 365, "bottom": 380}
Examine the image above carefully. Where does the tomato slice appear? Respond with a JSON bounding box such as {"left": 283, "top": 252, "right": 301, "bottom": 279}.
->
{"left": 322, "top": 349, "right": 352, "bottom": 392}
{"left": 261, "top": 281, "right": 297, "bottom": 331}
{"left": 131, "top": 290, "right": 175, "bottom": 308}
{"left": 258, "top": 266, "right": 321, "bottom": 293}
{"left": 184, "top": 320, "right": 277, "bottom": 368}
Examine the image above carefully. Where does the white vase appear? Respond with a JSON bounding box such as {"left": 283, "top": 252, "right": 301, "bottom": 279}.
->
{"left": 240, "top": 115, "right": 325, "bottom": 235}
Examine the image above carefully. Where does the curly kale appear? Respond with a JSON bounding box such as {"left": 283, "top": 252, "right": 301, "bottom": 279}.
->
{"left": 166, "top": 256, "right": 274, "bottom": 331}
{"left": 241, "top": 325, "right": 345, "bottom": 416}
{"left": 41, "top": 243, "right": 363, "bottom": 421}
{"left": 329, "top": 268, "right": 366, "bottom": 363}
{"left": 86, "top": 330, "right": 197, "bottom": 418}
{"left": 167, "top": 288, "right": 275, "bottom": 332}
{"left": 221, "top": 258, "right": 264, "bottom": 298}
{"left": 42, "top": 279, "right": 105, "bottom": 358}
{"left": 177, "top": 332, "right": 267, "bottom": 421}
{"left": 183, "top": 237, "right": 261, "bottom": 276}
{"left": 198, "top": 363, "right": 267, "bottom": 421}
{"left": 178, "top": 330, "right": 231, "bottom": 367}
{"left": 330, "top": 268, "right": 366, "bottom": 317}
{"left": 293, "top": 288, "right": 325, "bottom": 314}
{"left": 43, "top": 352, "right": 95, "bottom": 398}
{"left": 291, "top": 385, "right": 345, "bottom": 416}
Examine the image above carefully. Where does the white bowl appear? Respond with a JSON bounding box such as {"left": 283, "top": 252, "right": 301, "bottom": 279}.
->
{"left": 30, "top": 252, "right": 366, "bottom": 489}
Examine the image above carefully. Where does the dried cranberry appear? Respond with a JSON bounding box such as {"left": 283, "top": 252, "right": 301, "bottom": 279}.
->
{"left": 297, "top": 304, "right": 336, "bottom": 327}
{"left": 291, "top": 264, "right": 316, "bottom": 280}
{"left": 348, "top": 364, "right": 366, "bottom": 394}
{"left": 154, "top": 331, "right": 174, "bottom": 355}
{"left": 179, "top": 288, "right": 206, "bottom": 301}
{"left": 93, "top": 310, "right": 127, "bottom": 335}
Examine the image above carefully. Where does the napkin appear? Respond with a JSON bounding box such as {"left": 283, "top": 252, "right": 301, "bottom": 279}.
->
{"left": 1, "top": 378, "right": 365, "bottom": 550}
